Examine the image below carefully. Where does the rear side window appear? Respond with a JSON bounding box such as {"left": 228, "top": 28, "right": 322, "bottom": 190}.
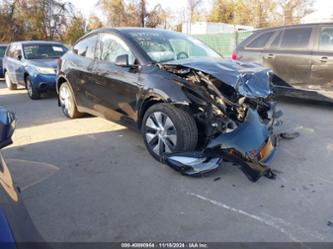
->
{"left": 246, "top": 31, "right": 274, "bottom": 49}
{"left": 280, "top": 27, "right": 312, "bottom": 49}
{"left": 73, "top": 35, "right": 97, "bottom": 59}
{"left": 319, "top": 27, "right": 333, "bottom": 51}
{"left": 269, "top": 31, "right": 282, "bottom": 50}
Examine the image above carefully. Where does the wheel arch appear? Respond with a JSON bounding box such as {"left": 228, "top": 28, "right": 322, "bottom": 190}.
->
{"left": 138, "top": 93, "right": 193, "bottom": 130}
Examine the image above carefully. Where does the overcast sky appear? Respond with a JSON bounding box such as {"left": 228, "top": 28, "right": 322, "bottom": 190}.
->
{"left": 68, "top": 0, "right": 332, "bottom": 23}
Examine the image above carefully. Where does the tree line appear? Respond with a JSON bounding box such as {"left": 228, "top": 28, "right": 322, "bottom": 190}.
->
{"left": 0, "top": 0, "right": 314, "bottom": 44}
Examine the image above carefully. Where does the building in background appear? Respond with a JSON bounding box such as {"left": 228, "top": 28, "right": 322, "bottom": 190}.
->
{"left": 182, "top": 21, "right": 254, "bottom": 35}
{"left": 301, "top": 9, "right": 333, "bottom": 23}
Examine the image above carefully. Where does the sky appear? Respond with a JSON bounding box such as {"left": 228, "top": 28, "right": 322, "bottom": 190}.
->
{"left": 68, "top": 0, "right": 333, "bottom": 23}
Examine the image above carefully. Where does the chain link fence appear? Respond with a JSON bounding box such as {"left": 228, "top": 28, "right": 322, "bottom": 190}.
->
{"left": 193, "top": 30, "right": 253, "bottom": 58}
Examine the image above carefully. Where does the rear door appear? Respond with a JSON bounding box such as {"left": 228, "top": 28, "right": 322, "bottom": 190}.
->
{"left": 265, "top": 26, "right": 315, "bottom": 87}
{"left": 310, "top": 25, "right": 333, "bottom": 92}
{"left": 67, "top": 35, "right": 98, "bottom": 110}
{"left": 262, "top": 29, "right": 283, "bottom": 70}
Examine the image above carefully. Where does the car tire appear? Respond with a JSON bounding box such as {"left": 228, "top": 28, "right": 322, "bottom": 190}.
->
{"left": 142, "top": 103, "right": 198, "bottom": 161}
{"left": 59, "top": 81, "right": 82, "bottom": 119}
{"left": 4, "top": 72, "right": 17, "bottom": 90}
{"left": 26, "top": 76, "right": 40, "bottom": 100}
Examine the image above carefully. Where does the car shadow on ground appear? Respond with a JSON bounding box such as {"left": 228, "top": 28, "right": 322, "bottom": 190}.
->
{"left": 276, "top": 96, "right": 333, "bottom": 110}
{"left": 3, "top": 114, "right": 333, "bottom": 242}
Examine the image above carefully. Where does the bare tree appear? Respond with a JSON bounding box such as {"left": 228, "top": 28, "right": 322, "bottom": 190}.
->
{"left": 278, "top": 0, "right": 314, "bottom": 25}
{"left": 98, "top": 0, "right": 126, "bottom": 27}
{"left": 187, "top": 0, "right": 202, "bottom": 33}
{"left": 146, "top": 4, "right": 168, "bottom": 28}
{"left": 87, "top": 15, "right": 103, "bottom": 31}
{"left": 139, "top": 0, "right": 146, "bottom": 27}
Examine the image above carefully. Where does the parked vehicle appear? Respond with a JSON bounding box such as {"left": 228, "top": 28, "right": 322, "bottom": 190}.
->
{"left": 57, "top": 28, "right": 281, "bottom": 182}
{"left": 234, "top": 23, "right": 333, "bottom": 102}
{"left": 0, "top": 107, "right": 46, "bottom": 248}
{"left": 3, "top": 41, "right": 67, "bottom": 99}
{"left": 0, "top": 44, "right": 8, "bottom": 78}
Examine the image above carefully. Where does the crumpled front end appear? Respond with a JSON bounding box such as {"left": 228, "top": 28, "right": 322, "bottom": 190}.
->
{"left": 162, "top": 108, "right": 278, "bottom": 182}
{"left": 159, "top": 59, "right": 286, "bottom": 182}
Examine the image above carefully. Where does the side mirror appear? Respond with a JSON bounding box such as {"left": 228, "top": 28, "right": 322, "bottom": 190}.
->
{"left": 0, "top": 108, "right": 16, "bottom": 149}
{"left": 115, "top": 54, "right": 129, "bottom": 67}
{"left": 17, "top": 54, "right": 22, "bottom": 61}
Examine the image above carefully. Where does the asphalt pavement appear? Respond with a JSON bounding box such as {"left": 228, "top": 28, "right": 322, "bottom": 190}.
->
{"left": 1, "top": 82, "right": 333, "bottom": 242}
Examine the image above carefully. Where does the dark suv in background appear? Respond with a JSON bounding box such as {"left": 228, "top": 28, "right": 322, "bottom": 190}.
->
{"left": 3, "top": 41, "right": 67, "bottom": 99}
{"left": 234, "top": 23, "right": 333, "bottom": 102}
{"left": 0, "top": 43, "right": 8, "bottom": 78}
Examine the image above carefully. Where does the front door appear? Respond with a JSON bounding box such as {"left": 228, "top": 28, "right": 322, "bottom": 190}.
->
{"left": 92, "top": 33, "right": 142, "bottom": 127}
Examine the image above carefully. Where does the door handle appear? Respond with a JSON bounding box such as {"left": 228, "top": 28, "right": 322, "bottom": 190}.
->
{"left": 320, "top": 57, "right": 328, "bottom": 63}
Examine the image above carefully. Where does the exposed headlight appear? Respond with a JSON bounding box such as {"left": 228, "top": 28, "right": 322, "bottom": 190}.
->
{"left": 35, "top": 66, "right": 56, "bottom": 74}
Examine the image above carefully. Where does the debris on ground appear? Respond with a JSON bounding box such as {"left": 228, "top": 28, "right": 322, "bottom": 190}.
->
{"left": 214, "top": 177, "right": 221, "bottom": 182}
{"left": 279, "top": 132, "right": 300, "bottom": 140}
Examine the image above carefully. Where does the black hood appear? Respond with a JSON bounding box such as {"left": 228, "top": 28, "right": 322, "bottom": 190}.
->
{"left": 25, "top": 59, "right": 58, "bottom": 69}
{"left": 164, "top": 58, "right": 273, "bottom": 98}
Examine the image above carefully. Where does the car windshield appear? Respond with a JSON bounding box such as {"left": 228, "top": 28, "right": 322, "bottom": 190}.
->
{"left": 0, "top": 46, "right": 7, "bottom": 57}
{"left": 23, "top": 44, "right": 67, "bottom": 59}
{"left": 127, "top": 30, "right": 222, "bottom": 63}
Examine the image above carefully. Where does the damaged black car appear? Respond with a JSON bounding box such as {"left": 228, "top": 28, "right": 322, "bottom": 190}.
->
{"left": 57, "top": 28, "right": 285, "bottom": 182}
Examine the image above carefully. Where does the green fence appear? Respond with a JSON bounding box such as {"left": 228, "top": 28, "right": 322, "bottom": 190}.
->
{"left": 193, "top": 30, "right": 253, "bottom": 58}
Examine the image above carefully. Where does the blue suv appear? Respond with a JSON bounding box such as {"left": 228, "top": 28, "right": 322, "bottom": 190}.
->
{"left": 0, "top": 44, "right": 8, "bottom": 78}
{"left": 3, "top": 41, "right": 67, "bottom": 99}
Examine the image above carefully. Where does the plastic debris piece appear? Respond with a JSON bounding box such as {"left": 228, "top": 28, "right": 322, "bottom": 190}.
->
{"left": 279, "top": 132, "right": 300, "bottom": 140}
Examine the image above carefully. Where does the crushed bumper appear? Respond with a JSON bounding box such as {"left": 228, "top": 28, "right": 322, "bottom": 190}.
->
{"left": 162, "top": 109, "right": 280, "bottom": 182}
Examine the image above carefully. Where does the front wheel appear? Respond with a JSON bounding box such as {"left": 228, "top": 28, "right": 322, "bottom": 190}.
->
{"left": 142, "top": 103, "right": 198, "bottom": 161}
{"left": 26, "top": 76, "right": 40, "bottom": 100}
{"left": 59, "top": 82, "right": 82, "bottom": 119}
{"left": 4, "top": 72, "right": 17, "bottom": 90}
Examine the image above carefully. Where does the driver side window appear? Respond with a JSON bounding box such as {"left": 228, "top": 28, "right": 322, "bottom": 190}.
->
{"left": 97, "top": 33, "right": 135, "bottom": 65}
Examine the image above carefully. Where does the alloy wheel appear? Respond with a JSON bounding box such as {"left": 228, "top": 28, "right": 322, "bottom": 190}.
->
{"left": 144, "top": 112, "right": 177, "bottom": 156}
{"left": 59, "top": 84, "right": 73, "bottom": 115}
{"left": 26, "top": 79, "right": 33, "bottom": 97}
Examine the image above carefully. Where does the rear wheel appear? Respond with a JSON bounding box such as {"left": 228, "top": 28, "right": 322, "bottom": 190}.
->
{"left": 26, "top": 76, "right": 40, "bottom": 100}
{"left": 4, "top": 72, "right": 17, "bottom": 90}
{"left": 142, "top": 103, "right": 198, "bottom": 161}
{"left": 59, "top": 82, "right": 82, "bottom": 119}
